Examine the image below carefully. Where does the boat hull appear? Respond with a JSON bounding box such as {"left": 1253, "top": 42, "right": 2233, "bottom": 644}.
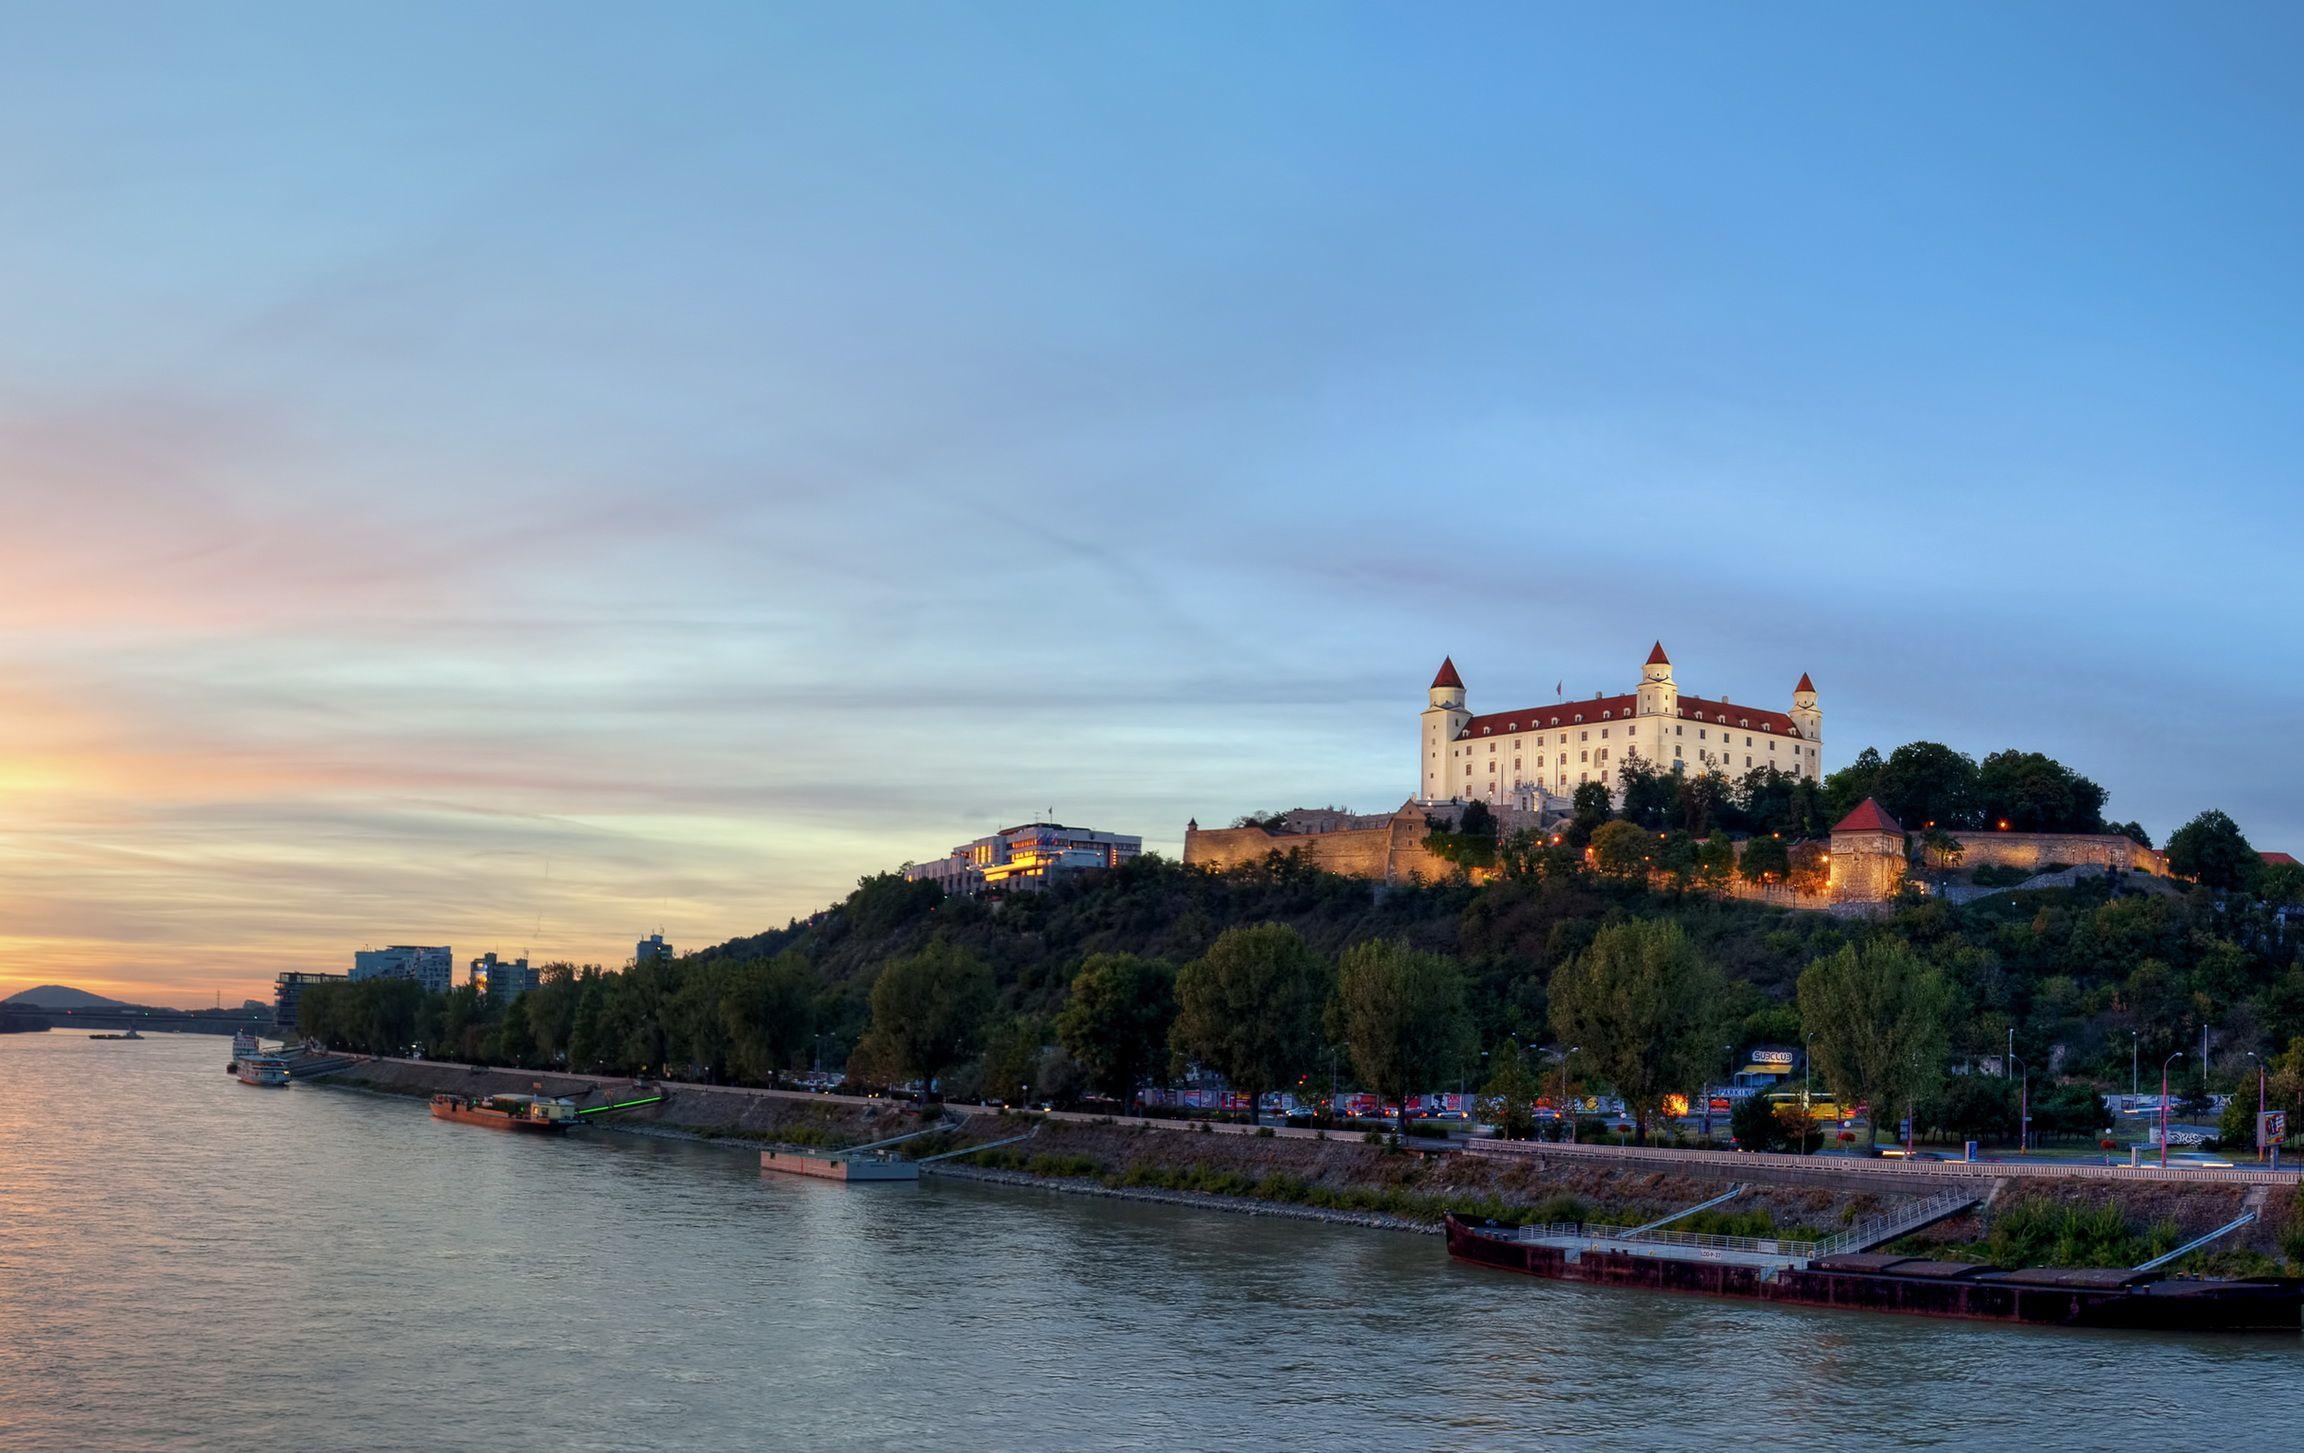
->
{"left": 430, "top": 1099, "right": 570, "bottom": 1133}
{"left": 1443, "top": 1215, "right": 2304, "bottom": 1334}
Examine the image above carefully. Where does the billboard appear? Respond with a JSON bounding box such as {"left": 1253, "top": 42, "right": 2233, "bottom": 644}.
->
{"left": 2260, "top": 1110, "right": 2288, "bottom": 1149}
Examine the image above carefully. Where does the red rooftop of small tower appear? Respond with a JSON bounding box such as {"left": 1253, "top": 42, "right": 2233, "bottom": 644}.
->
{"left": 1431, "top": 656, "right": 1464, "bottom": 690}
{"left": 1795, "top": 672, "right": 1815, "bottom": 694}
{"left": 1833, "top": 798, "right": 1903, "bottom": 835}
{"left": 1646, "top": 641, "right": 1670, "bottom": 666}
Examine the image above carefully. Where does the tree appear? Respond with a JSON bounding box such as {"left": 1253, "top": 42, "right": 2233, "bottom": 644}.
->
{"left": 1823, "top": 745, "right": 1884, "bottom": 821}
{"left": 1975, "top": 749, "right": 2107, "bottom": 834}
{"left": 1547, "top": 919, "right": 1723, "bottom": 1143}
{"left": 1730, "top": 1091, "right": 1815, "bottom": 1153}
{"left": 979, "top": 1015, "right": 1047, "bottom": 1104}
{"left": 1738, "top": 835, "right": 1790, "bottom": 885}
{"left": 1695, "top": 830, "right": 1737, "bottom": 891}
{"left": 1797, "top": 938, "right": 1952, "bottom": 1147}
{"left": 866, "top": 942, "right": 996, "bottom": 1101}
{"left": 1055, "top": 952, "right": 1177, "bottom": 1112}
{"left": 2165, "top": 810, "right": 2258, "bottom": 891}
{"left": 722, "top": 951, "right": 818, "bottom": 1081}
{"left": 1335, "top": 939, "right": 1476, "bottom": 1136}
{"left": 1873, "top": 741, "right": 1979, "bottom": 830}
{"left": 1616, "top": 750, "right": 1677, "bottom": 830}
{"left": 1457, "top": 799, "right": 1497, "bottom": 839}
{"left": 1567, "top": 781, "right": 1613, "bottom": 847}
{"left": 1172, "top": 923, "right": 1326, "bottom": 1125}
{"left": 1588, "top": 820, "right": 1652, "bottom": 880}
{"left": 1679, "top": 769, "right": 1733, "bottom": 837}
{"left": 1479, "top": 1045, "right": 1539, "bottom": 1140}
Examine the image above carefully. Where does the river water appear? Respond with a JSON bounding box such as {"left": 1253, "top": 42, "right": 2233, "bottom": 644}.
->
{"left": 0, "top": 1034, "right": 2296, "bottom": 1451}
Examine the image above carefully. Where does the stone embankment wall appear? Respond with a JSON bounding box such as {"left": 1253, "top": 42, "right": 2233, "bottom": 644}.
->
{"left": 1183, "top": 802, "right": 1461, "bottom": 884}
{"left": 325, "top": 1058, "right": 988, "bottom": 1150}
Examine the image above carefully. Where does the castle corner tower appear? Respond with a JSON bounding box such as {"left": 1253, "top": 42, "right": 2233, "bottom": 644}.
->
{"left": 1421, "top": 657, "right": 1471, "bottom": 801}
{"left": 1635, "top": 641, "right": 1677, "bottom": 721}
{"left": 1790, "top": 671, "right": 1821, "bottom": 742}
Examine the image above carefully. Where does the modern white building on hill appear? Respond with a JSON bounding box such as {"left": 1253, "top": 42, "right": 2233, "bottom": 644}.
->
{"left": 1421, "top": 642, "right": 1822, "bottom": 811}
{"left": 905, "top": 822, "right": 1142, "bottom": 895}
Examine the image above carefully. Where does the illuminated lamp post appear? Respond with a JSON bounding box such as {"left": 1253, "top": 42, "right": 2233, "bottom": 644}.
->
{"left": 2160, "top": 1051, "right": 2185, "bottom": 1169}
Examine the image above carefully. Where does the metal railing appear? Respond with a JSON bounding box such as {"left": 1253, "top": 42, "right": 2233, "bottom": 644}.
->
{"left": 1465, "top": 1136, "right": 2303, "bottom": 1185}
{"left": 1810, "top": 1189, "right": 1977, "bottom": 1258}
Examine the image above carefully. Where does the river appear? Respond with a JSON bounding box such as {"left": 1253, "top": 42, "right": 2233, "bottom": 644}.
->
{"left": 0, "top": 1033, "right": 2295, "bottom": 1451}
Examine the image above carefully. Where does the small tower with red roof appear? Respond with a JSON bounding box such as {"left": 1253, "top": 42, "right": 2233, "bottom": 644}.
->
{"left": 1421, "top": 658, "right": 1471, "bottom": 802}
{"left": 1635, "top": 641, "right": 1677, "bottom": 720}
{"left": 1791, "top": 671, "right": 1820, "bottom": 742}
{"left": 1828, "top": 797, "right": 1907, "bottom": 901}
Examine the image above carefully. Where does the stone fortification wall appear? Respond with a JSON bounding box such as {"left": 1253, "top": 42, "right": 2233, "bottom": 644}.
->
{"left": 1184, "top": 802, "right": 1460, "bottom": 884}
{"left": 1948, "top": 831, "right": 2164, "bottom": 877}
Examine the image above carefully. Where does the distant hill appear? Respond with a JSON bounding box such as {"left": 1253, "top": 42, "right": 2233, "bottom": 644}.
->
{"left": 1, "top": 985, "right": 130, "bottom": 1009}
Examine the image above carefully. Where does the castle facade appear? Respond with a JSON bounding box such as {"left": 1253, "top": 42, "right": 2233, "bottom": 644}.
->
{"left": 1420, "top": 642, "right": 1822, "bottom": 810}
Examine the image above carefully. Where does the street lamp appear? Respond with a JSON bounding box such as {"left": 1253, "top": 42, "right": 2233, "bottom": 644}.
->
{"left": 2007, "top": 1053, "right": 2028, "bottom": 1155}
{"left": 1554, "top": 1046, "right": 1580, "bottom": 1143}
{"left": 2247, "top": 1051, "right": 2267, "bottom": 1164}
{"left": 2160, "top": 1051, "right": 2185, "bottom": 1169}
{"left": 2130, "top": 1030, "right": 2139, "bottom": 1100}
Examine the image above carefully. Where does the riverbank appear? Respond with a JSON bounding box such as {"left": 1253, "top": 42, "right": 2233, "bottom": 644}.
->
{"left": 321, "top": 1058, "right": 2302, "bottom": 1269}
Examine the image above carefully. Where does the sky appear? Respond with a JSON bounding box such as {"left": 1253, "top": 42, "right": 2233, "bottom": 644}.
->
{"left": 1, "top": 3, "right": 2300, "bottom": 1007}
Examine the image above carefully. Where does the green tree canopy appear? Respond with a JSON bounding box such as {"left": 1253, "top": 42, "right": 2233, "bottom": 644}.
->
{"left": 1054, "top": 952, "right": 1177, "bottom": 1111}
{"left": 1335, "top": 939, "right": 1476, "bottom": 1134}
{"left": 1824, "top": 745, "right": 1885, "bottom": 821}
{"left": 721, "top": 951, "right": 819, "bottom": 1081}
{"left": 1547, "top": 919, "right": 1723, "bottom": 1142}
{"left": 1797, "top": 937, "right": 1952, "bottom": 1146}
{"left": 1171, "top": 923, "right": 1327, "bottom": 1125}
{"left": 1738, "top": 835, "right": 1791, "bottom": 885}
{"left": 1974, "top": 749, "right": 2108, "bottom": 834}
{"left": 2165, "top": 810, "right": 2258, "bottom": 890}
{"left": 1874, "top": 741, "right": 1979, "bottom": 830}
{"left": 1589, "top": 819, "right": 1653, "bottom": 879}
{"left": 866, "top": 941, "right": 996, "bottom": 1100}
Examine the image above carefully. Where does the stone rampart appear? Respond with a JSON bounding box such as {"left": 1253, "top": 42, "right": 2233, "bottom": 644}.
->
{"left": 1947, "top": 831, "right": 2164, "bottom": 877}
{"left": 1183, "top": 801, "right": 1460, "bottom": 884}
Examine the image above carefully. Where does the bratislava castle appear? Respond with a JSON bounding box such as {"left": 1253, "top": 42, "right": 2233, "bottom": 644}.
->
{"left": 1420, "top": 642, "right": 1822, "bottom": 810}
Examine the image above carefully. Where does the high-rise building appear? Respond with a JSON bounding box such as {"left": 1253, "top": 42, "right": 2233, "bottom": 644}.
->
{"left": 273, "top": 970, "right": 347, "bottom": 1030}
{"left": 469, "top": 952, "right": 538, "bottom": 1001}
{"left": 352, "top": 945, "right": 454, "bottom": 996}
{"left": 635, "top": 933, "right": 673, "bottom": 966}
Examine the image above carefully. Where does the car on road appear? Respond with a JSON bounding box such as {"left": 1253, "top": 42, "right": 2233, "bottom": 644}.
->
{"left": 2161, "top": 1151, "right": 2236, "bottom": 1169}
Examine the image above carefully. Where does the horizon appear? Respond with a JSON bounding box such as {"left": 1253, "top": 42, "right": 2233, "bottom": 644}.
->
{"left": 4, "top": 3, "right": 2301, "bottom": 1008}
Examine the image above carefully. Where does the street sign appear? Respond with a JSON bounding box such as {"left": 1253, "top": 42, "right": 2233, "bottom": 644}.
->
{"left": 2259, "top": 1110, "right": 2287, "bottom": 1149}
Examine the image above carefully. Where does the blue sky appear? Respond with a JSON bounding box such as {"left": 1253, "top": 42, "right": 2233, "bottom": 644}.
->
{"left": 1, "top": 3, "right": 2298, "bottom": 1003}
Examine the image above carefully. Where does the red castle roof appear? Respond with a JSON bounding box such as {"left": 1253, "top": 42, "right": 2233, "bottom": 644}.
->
{"left": 1646, "top": 641, "right": 1671, "bottom": 666}
{"left": 1795, "top": 672, "right": 1815, "bottom": 694}
{"left": 1431, "top": 656, "right": 1464, "bottom": 691}
{"left": 2264, "top": 852, "right": 2300, "bottom": 868}
{"left": 1833, "top": 798, "right": 1904, "bottom": 835}
{"left": 1457, "top": 693, "right": 1796, "bottom": 739}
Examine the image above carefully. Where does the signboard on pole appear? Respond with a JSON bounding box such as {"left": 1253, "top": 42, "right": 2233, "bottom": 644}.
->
{"left": 2259, "top": 1110, "right": 2287, "bottom": 1149}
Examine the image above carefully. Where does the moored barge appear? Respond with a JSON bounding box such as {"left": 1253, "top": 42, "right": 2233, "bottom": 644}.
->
{"left": 430, "top": 1092, "right": 577, "bottom": 1133}
{"left": 1444, "top": 1214, "right": 2304, "bottom": 1333}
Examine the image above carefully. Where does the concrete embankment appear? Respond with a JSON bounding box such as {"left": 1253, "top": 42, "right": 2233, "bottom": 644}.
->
{"left": 321, "top": 1060, "right": 2302, "bottom": 1263}
{"left": 323, "top": 1057, "right": 1011, "bottom": 1154}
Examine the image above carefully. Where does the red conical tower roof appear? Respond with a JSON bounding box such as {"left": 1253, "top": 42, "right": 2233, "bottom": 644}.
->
{"left": 1832, "top": 798, "right": 1903, "bottom": 834}
{"left": 1795, "top": 672, "right": 1815, "bottom": 694}
{"left": 1646, "top": 641, "right": 1671, "bottom": 666}
{"left": 1430, "top": 656, "right": 1464, "bottom": 691}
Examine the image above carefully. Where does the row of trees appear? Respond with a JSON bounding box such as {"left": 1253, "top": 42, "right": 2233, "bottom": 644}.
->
{"left": 1823, "top": 743, "right": 2133, "bottom": 840}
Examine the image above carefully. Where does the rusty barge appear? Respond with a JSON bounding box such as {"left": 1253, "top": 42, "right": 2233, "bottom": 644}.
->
{"left": 1445, "top": 1213, "right": 2304, "bottom": 1333}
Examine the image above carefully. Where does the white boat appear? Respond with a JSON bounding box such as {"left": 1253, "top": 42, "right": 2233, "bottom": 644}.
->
{"left": 236, "top": 1055, "right": 290, "bottom": 1088}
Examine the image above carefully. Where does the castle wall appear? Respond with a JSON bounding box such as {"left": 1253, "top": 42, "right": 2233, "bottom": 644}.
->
{"left": 1946, "top": 832, "right": 2165, "bottom": 877}
{"left": 1183, "top": 803, "right": 1460, "bottom": 884}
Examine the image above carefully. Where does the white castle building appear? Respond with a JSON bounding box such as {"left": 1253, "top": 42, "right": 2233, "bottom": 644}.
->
{"left": 1420, "top": 642, "right": 1821, "bottom": 811}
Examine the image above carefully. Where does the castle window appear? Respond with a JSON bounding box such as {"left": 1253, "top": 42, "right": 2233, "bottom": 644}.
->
{"left": 1507, "top": 722, "right": 1515, "bottom": 730}
{"left": 1573, "top": 715, "right": 1583, "bottom": 724}
{"left": 1579, "top": 750, "right": 1588, "bottom": 763}
{"left": 1674, "top": 746, "right": 1683, "bottom": 759}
